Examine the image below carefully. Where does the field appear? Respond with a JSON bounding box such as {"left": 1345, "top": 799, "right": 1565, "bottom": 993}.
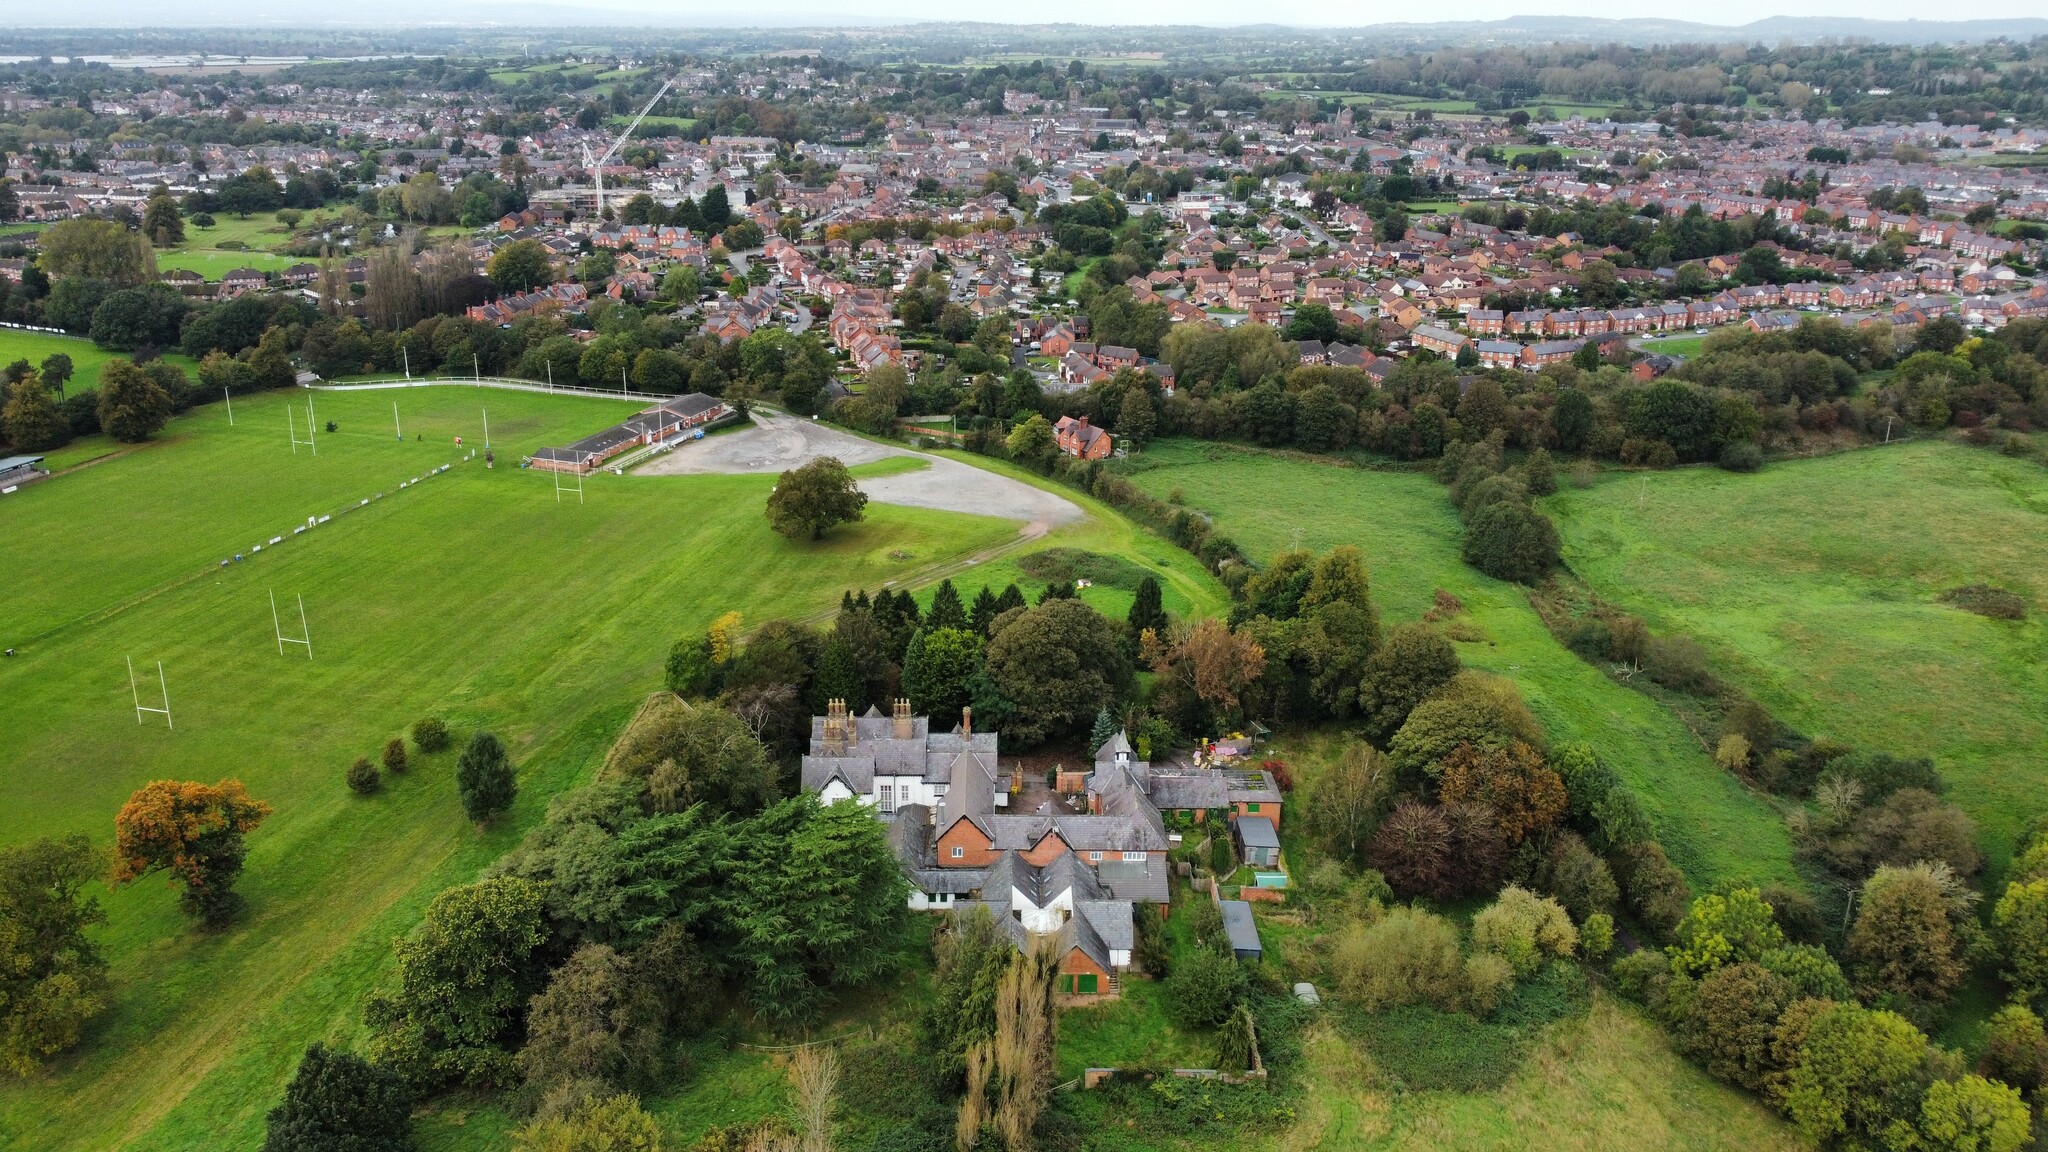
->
{"left": 0, "top": 331, "right": 201, "bottom": 406}
{"left": 1116, "top": 440, "right": 1797, "bottom": 890}
{"left": 611, "top": 113, "right": 697, "bottom": 133}
{"left": 1632, "top": 334, "right": 1706, "bottom": 358}
{"left": 1547, "top": 441, "right": 2048, "bottom": 871}
{"left": 156, "top": 215, "right": 300, "bottom": 278}
{"left": 0, "top": 385, "right": 1021, "bottom": 1152}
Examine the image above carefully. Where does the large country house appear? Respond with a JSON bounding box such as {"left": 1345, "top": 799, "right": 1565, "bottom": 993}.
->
{"left": 801, "top": 700, "right": 1281, "bottom": 999}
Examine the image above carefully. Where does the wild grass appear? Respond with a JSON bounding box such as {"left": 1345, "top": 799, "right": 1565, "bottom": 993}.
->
{"left": 1115, "top": 440, "right": 1797, "bottom": 890}
{"left": 1546, "top": 440, "right": 2048, "bottom": 870}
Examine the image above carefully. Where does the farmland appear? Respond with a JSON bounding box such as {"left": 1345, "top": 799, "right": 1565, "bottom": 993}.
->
{"left": 1547, "top": 440, "right": 2048, "bottom": 871}
{"left": 1115, "top": 439, "right": 1798, "bottom": 890}
{"left": 0, "top": 385, "right": 1020, "bottom": 1152}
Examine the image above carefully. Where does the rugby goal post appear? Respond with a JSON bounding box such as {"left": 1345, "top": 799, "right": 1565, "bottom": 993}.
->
{"left": 127, "top": 656, "right": 172, "bottom": 728}
{"left": 270, "top": 590, "right": 313, "bottom": 659}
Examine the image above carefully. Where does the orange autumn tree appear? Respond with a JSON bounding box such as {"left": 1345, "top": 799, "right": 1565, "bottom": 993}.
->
{"left": 1437, "top": 741, "right": 1566, "bottom": 847}
{"left": 112, "top": 779, "right": 271, "bottom": 926}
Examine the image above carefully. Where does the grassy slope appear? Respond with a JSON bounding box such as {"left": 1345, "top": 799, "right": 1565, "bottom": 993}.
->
{"left": 0, "top": 387, "right": 1017, "bottom": 1152}
{"left": 923, "top": 447, "right": 1232, "bottom": 625}
{"left": 1547, "top": 441, "right": 2048, "bottom": 870}
{"left": 1283, "top": 995, "right": 1801, "bottom": 1152}
{"left": 1117, "top": 440, "right": 1796, "bottom": 889}
{"left": 0, "top": 331, "right": 201, "bottom": 403}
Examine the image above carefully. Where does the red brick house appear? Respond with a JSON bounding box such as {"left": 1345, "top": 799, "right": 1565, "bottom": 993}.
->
{"left": 1054, "top": 415, "right": 1114, "bottom": 459}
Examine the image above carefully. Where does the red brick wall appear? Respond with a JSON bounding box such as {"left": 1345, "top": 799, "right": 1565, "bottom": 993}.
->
{"left": 936, "top": 819, "right": 996, "bottom": 867}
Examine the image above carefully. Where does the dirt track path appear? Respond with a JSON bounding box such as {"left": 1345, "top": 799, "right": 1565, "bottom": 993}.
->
{"left": 635, "top": 412, "right": 1083, "bottom": 538}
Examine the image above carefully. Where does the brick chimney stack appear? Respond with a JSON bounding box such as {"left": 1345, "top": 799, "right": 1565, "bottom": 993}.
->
{"left": 961, "top": 705, "right": 972, "bottom": 738}
{"left": 893, "top": 698, "right": 913, "bottom": 740}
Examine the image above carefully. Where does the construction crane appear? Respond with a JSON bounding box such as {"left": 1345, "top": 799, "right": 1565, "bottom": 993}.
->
{"left": 581, "top": 77, "right": 675, "bottom": 221}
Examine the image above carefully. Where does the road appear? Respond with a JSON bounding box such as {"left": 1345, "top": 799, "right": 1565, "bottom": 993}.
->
{"left": 635, "top": 412, "right": 1083, "bottom": 537}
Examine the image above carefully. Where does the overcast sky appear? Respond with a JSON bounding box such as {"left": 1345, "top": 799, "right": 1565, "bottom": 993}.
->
{"left": 15, "top": 0, "right": 2048, "bottom": 28}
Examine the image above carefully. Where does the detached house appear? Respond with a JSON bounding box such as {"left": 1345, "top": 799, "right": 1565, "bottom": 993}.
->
{"left": 805, "top": 709, "right": 1274, "bottom": 1000}
{"left": 1053, "top": 415, "right": 1114, "bottom": 459}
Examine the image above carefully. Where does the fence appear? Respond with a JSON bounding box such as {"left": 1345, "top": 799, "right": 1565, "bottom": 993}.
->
{"left": 307, "top": 375, "right": 670, "bottom": 403}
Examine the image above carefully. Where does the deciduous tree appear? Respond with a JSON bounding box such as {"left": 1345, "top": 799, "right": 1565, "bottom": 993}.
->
{"left": 96, "top": 359, "right": 173, "bottom": 443}
{"left": 767, "top": 457, "right": 868, "bottom": 541}
{"left": 456, "top": 731, "right": 518, "bottom": 824}
{"left": 112, "top": 779, "right": 271, "bottom": 925}
{"left": 368, "top": 877, "right": 549, "bottom": 1089}
{"left": 0, "top": 835, "right": 109, "bottom": 1075}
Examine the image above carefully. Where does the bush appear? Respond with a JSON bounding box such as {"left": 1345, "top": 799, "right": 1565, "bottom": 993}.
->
{"left": 1613, "top": 841, "right": 1692, "bottom": 939}
{"left": 1327, "top": 906, "right": 1467, "bottom": 1012}
{"left": 1717, "top": 441, "right": 1763, "bottom": 472}
{"left": 1471, "top": 886, "right": 1577, "bottom": 977}
{"left": 1579, "top": 913, "right": 1615, "bottom": 962}
{"left": 1459, "top": 952, "right": 1514, "bottom": 1017}
{"left": 1611, "top": 948, "right": 1673, "bottom": 1006}
{"left": 381, "top": 738, "right": 408, "bottom": 774}
{"left": 1641, "top": 634, "right": 1717, "bottom": 694}
{"left": 347, "top": 757, "right": 380, "bottom": 796}
{"left": 1164, "top": 947, "right": 1247, "bottom": 1029}
{"left": 411, "top": 716, "right": 450, "bottom": 754}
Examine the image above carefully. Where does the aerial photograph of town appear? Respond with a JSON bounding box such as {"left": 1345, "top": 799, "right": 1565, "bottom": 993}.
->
{"left": 0, "top": 1, "right": 2046, "bottom": 1149}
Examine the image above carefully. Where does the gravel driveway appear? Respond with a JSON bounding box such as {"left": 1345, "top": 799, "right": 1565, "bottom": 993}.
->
{"left": 636, "top": 413, "right": 1083, "bottom": 536}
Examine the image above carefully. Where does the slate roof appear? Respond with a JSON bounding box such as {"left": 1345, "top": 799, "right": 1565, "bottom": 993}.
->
{"left": 1221, "top": 900, "right": 1262, "bottom": 957}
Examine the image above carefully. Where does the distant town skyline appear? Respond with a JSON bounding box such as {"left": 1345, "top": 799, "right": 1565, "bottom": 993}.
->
{"left": 12, "top": 2, "right": 2048, "bottom": 30}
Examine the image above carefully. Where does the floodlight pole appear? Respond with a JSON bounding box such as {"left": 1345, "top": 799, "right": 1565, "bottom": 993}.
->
{"left": 403, "top": 346, "right": 412, "bottom": 379}
{"left": 225, "top": 388, "right": 234, "bottom": 425}
{"left": 474, "top": 354, "right": 481, "bottom": 383}
{"left": 547, "top": 361, "right": 554, "bottom": 392}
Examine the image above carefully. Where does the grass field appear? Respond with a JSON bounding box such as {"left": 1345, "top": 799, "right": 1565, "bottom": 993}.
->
{"left": 0, "top": 385, "right": 1021, "bottom": 1152}
{"left": 1116, "top": 440, "right": 1796, "bottom": 890}
{"left": 1547, "top": 441, "right": 2048, "bottom": 872}
{"left": 1280, "top": 994, "right": 1800, "bottom": 1151}
{"left": 1633, "top": 335, "right": 1706, "bottom": 358}
{"left": 610, "top": 113, "right": 697, "bottom": 133}
{"left": 0, "top": 331, "right": 201, "bottom": 402}
{"left": 155, "top": 216, "right": 300, "bottom": 279}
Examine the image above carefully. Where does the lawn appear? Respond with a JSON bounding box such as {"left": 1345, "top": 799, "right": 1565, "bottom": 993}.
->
{"left": 922, "top": 447, "right": 1230, "bottom": 625}
{"left": 0, "top": 330, "right": 201, "bottom": 400}
{"left": 0, "top": 385, "right": 1021, "bottom": 1152}
{"left": 1546, "top": 440, "right": 2048, "bottom": 871}
{"left": 611, "top": 113, "right": 697, "bottom": 133}
{"left": 155, "top": 215, "right": 301, "bottom": 279}
{"left": 1633, "top": 334, "right": 1705, "bottom": 358}
{"left": 1115, "top": 440, "right": 1797, "bottom": 890}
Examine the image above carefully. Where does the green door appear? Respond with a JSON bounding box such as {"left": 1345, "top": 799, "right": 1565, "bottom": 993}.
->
{"left": 1078, "top": 973, "right": 1098, "bottom": 995}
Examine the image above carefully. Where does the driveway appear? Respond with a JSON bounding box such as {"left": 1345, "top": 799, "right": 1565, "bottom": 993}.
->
{"left": 636, "top": 412, "right": 1083, "bottom": 537}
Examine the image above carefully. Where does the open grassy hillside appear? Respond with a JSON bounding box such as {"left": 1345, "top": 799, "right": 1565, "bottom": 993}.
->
{"left": 1547, "top": 441, "right": 2048, "bottom": 870}
{"left": 0, "top": 386, "right": 1018, "bottom": 1152}
{"left": 1116, "top": 440, "right": 1796, "bottom": 890}
{"left": 0, "top": 331, "right": 201, "bottom": 416}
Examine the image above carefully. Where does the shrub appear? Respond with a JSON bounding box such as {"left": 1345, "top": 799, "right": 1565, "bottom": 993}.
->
{"left": 1681, "top": 962, "right": 1793, "bottom": 1092}
{"left": 1471, "top": 886, "right": 1577, "bottom": 977}
{"left": 347, "top": 757, "right": 381, "bottom": 796}
{"left": 381, "top": 738, "right": 408, "bottom": 774}
{"left": 1978, "top": 1003, "right": 2047, "bottom": 1093}
{"left": 1579, "top": 913, "right": 1614, "bottom": 961}
{"left": 1755, "top": 945, "right": 1852, "bottom": 1003}
{"left": 1164, "top": 947, "right": 1247, "bottom": 1029}
{"left": 1641, "top": 634, "right": 1717, "bottom": 694}
{"left": 1459, "top": 952, "right": 1514, "bottom": 1017}
{"left": 1760, "top": 883, "right": 1825, "bottom": 946}
{"left": 1611, "top": 949, "right": 1673, "bottom": 1007}
{"left": 1612, "top": 841, "right": 1692, "bottom": 939}
{"left": 1328, "top": 906, "right": 1468, "bottom": 1013}
{"left": 1994, "top": 878, "right": 2048, "bottom": 1003}
{"left": 1670, "top": 888, "right": 1785, "bottom": 977}
{"left": 411, "top": 716, "right": 450, "bottom": 754}
{"left": 1717, "top": 441, "right": 1763, "bottom": 472}
{"left": 1542, "top": 834, "right": 1619, "bottom": 922}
